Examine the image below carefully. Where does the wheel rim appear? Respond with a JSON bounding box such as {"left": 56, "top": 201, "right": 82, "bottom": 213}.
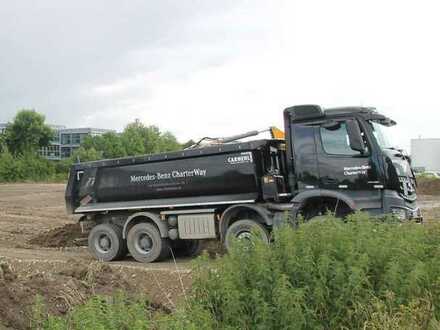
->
{"left": 236, "top": 231, "right": 252, "bottom": 241}
{"left": 135, "top": 232, "right": 153, "bottom": 254}
{"left": 95, "top": 233, "right": 112, "bottom": 254}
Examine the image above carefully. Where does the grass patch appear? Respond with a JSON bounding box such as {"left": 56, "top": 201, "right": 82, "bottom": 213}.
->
{"left": 33, "top": 213, "right": 440, "bottom": 329}
{"left": 31, "top": 293, "right": 154, "bottom": 330}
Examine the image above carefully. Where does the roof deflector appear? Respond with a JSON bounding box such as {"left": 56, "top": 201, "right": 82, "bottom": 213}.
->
{"left": 284, "top": 105, "right": 324, "bottom": 122}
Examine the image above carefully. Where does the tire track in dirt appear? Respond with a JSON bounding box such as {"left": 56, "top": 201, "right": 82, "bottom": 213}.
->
{"left": 0, "top": 183, "right": 192, "bottom": 274}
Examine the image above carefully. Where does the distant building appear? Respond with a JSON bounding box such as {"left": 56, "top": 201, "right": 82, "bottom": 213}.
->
{"left": 0, "top": 123, "right": 113, "bottom": 160}
{"left": 41, "top": 127, "right": 114, "bottom": 160}
{"left": 411, "top": 138, "right": 440, "bottom": 172}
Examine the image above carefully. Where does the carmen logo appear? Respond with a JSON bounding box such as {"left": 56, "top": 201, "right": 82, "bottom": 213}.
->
{"left": 227, "top": 152, "right": 253, "bottom": 165}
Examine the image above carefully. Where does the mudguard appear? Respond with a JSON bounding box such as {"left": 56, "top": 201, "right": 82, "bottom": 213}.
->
{"left": 122, "top": 211, "right": 169, "bottom": 239}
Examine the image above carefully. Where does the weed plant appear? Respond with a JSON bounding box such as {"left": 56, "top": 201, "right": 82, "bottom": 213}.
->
{"left": 186, "top": 213, "right": 440, "bottom": 329}
{"left": 33, "top": 214, "right": 440, "bottom": 329}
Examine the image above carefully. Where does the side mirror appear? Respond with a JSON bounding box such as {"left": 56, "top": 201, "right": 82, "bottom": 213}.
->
{"left": 346, "top": 120, "right": 366, "bottom": 153}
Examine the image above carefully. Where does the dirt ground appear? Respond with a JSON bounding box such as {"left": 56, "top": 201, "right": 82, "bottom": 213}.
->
{"left": 416, "top": 177, "right": 440, "bottom": 195}
{"left": 0, "top": 184, "right": 195, "bottom": 330}
{"left": 0, "top": 183, "right": 438, "bottom": 329}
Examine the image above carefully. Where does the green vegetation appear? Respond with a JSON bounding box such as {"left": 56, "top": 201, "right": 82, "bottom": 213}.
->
{"left": 74, "top": 119, "right": 181, "bottom": 162}
{"left": 31, "top": 293, "right": 154, "bottom": 330}
{"left": 34, "top": 214, "right": 440, "bottom": 329}
{"left": 0, "top": 151, "right": 66, "bottom": 182}
{"left": 0, "top": 111, "right": 183, "bottom": 183}
{"left": 2, "top": 110, "right": 54, "bottom": 156}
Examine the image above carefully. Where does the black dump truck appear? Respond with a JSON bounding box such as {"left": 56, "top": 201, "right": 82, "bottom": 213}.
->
{"left": 66, "top": 105, "right": 422, "bottom": 263}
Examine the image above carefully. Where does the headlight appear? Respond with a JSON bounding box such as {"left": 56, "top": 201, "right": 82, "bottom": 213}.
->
{"left": 391, "top": 208, "right": 407, "bottom": 220}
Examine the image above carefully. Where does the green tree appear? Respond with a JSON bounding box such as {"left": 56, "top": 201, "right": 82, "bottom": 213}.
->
{"left": 71, "top": 147, "right": 102, "bottom": 162}
{"left": 157, "top": 131, "right": 181, "bottom": 152}
{"left": 81, "top": 133, "right": 126, "bottom": 159}
{"left": 4, "top": 110, "right": 54, "bottom": 156}
{"left": 121, "top": 119, "right": 182, "bottom": 155}
{"left": 70, "top": 119, "right": 182, "bottom": 161}
{"left": 0, "top": 151, "right": 21, "bottom": 181}
{"left": 0, "top": 150, "right": 56, "bottom": 182}
{"left": 121, "top": 119, "right": 146, "bottom": 155}
{"left": 0, "top": 134, "right": 7, "bottom": 153}
{"left": 99, "top": 132, "right": 127, "bottom": 158}
{"left": 142, "top": 124, "right": 162, "bottom": 154}
{"left": 17, "top": 152, "right": 55, "bottom": 181}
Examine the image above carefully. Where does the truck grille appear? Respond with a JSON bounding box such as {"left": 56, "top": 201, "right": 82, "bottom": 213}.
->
{"left": 398, "top": 176, "right": 417, "bottom": 201}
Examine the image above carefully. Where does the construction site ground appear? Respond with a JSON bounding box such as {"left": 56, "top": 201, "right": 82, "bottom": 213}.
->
{"left": 0, "top": 183, "right": 438, "bottom": 329}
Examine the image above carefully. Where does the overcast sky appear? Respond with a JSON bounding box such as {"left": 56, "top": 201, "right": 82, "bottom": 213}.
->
{"left": 1, "top": 0, "right": 439, "bottom": 150}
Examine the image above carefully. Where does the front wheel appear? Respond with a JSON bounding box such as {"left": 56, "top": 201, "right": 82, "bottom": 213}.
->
{"left": 224, "top": 219, "right": 270, "bottom": 252}
{"left": 127, "top": 223, "right": 169, "bottom": 263}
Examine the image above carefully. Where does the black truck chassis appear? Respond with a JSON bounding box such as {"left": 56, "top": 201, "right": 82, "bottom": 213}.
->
{"left": 66, "top": 139, "right": 291, "bottom": 262}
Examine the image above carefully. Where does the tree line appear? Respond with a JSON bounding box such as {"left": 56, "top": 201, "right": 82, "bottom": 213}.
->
{"left": 0, "top": 110, "right": 192, "bottom": 182}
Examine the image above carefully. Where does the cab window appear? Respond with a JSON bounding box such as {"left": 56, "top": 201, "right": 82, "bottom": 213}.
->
{"left": 320, "top": 122, "right": 363, "bottom": 156}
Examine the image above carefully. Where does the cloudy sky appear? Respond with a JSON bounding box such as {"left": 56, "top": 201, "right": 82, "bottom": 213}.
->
{"left": 1, "top": 0, "right": 439, "bottom": 150}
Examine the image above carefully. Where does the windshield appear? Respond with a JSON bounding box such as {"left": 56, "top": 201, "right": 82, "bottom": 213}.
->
{"left": 370, "top": 121, "right": 393, "bottom": 149}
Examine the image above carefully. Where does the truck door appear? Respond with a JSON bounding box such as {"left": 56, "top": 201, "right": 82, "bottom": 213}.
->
{"left": 315, "top": 120, "right": 379, "bottom": 191}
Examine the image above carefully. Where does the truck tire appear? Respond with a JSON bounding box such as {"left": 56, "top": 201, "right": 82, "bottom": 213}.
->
{"left": 171, "top": 240, "right": 203, "bottom": 258}
{"left": 225, "top": 219, "right": 270, "bottom": 252}
{"left": 127, "top": 223, "right": 167, "bottom": 263}
{"left": 159, "top": 238, "right": 171, "bottom": 261}
{"left": 88, "top": 223, "right": 126, "bottom": 262}
{"left": 183, "top": 240, "right": 203, "bottom": 257}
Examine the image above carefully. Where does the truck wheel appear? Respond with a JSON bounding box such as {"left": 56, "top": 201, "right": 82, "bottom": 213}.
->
{"left": 171, "top": 240, "right": 203, "bottom": 257}
{"left": 127, "top": 223, "right": 166, "bottom": 263}
{"left": 225, "top": 219, "right": 270, "bottom": 252}
{"left": 159, "top": 239, "right": 171, "bottom": 261}
{"left": 88, "top": 224, "right": 125, "bottom": 262}
{"left": 183, "top": 240, "right": 203, "bottom": 257}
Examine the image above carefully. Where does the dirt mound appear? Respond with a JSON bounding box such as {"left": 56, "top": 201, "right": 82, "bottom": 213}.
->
{"left": 0, "top": 259, "right": 135, "bottom": 330}
{"left": 417, "top": 178, "right": 440, "bottom": 195}
{"left": 29, "top": 223, "right": 87, "bottom": 248}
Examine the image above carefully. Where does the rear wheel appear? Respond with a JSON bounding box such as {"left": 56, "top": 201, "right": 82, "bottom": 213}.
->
{"left": 171, "top": 239, "right": 203, "bottom": 258}
{"left": 127, "top": 223, "right": 167, "bottom": 263}
{"left": 225, "top": 219, "right": 270, "bottom": 252}
{"left": 88, "top": 223, "right": 125, "bottom": 262}
{"left": 183, "top": 240, "right": 203, "bottom": 257}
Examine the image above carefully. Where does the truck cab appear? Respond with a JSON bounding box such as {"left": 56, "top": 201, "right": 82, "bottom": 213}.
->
{"left": 284, "top": 105, "right": 421, "bottom": 221}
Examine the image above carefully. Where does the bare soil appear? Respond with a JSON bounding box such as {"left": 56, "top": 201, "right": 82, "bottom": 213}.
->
{"left": 417, "top": 178, "right": 440, "bottom": 195}
{"left": 417, "top": 195, "right": 440, "bottom": 222}
{"left": 0, "top": 184, "right": 193, "bottom": 329}
{"left": 0, "top": 183, "right": 438, "bottom": 329}
{"left": 29, "top": 223, "right": 87, "bottom": 248}
{"left": 0, "top": 260, "right": 137, "bottom": 329}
